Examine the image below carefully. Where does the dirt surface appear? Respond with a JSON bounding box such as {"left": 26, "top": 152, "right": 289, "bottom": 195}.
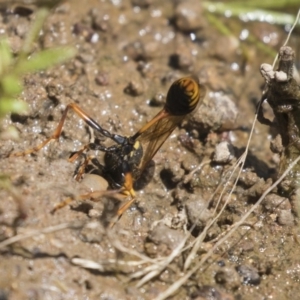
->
{"left": 1, "top": 1, "right": 300, "bottom": 299}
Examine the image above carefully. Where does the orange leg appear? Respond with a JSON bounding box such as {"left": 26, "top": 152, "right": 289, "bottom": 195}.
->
{"left": 68, "top": 146, "right": 92, "bottom": 181}
{"left": 74, "top": 156, "right": 92, "bottom": 181}
{"left": 10, "top": 103, "right": 122, "bottom": 157}
{"left": 108, "top": 171, "right": 136, "bottom": 227}
{"left": 68, "top": 145, "right": 90, "bottom": 163}
{"left": 51, "top": 172, "right": 136, "bottom": 227}
{"left": 50, "top": 189, "right": 122, "bottom": 214}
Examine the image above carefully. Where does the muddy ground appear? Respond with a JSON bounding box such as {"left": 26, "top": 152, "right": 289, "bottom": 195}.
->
{"left": 1, "top": 1, "right": 300, "bottom": 299}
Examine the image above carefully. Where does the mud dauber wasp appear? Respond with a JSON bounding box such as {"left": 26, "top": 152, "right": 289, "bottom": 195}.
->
{"left": 10, "top": 77, "right": 206, "bottom": 223}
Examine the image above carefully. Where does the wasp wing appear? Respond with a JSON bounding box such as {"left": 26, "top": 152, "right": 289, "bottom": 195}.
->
{"left": 131, "top": 77, "right": 205, "bottom": 179}
{"left": 133, "top": 110, "right": 185, "bottom": 176}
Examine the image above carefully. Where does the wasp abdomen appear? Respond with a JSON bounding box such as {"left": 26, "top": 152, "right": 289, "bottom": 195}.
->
{"left": 165, "top": 77, "right": 205, "bottom": 116}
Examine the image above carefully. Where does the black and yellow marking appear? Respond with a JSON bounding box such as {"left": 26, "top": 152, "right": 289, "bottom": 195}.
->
{"left": 164, "top": 77, "right": 202, "bottom": 115}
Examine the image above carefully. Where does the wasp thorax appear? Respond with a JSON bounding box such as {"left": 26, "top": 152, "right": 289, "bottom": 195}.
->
{"left": 165, "top": 77, "right": 202, "bottom": 116}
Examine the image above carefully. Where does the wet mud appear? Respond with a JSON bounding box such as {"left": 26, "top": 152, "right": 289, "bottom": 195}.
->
{"left": 0, "top": 1, "right": 300, "bottom": 299}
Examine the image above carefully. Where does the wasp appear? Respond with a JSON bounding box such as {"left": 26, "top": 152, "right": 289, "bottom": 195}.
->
{"left": 10, "top": 77, "right": 206, "bottom": 222}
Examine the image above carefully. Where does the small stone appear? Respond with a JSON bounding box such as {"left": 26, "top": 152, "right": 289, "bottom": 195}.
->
{"left": 185, "top": 196, "right": 212, "bottom": 229}
{"left": 189, "top": 92, "right": 238, "bottom": 133}
{"left": 78, "top": 52, "right": 94, "bottom": 63}
{"left": 208, "top": 35, "right": 240, "bottom": 63}
{"left": 213, "top": 141, "right": 235, "bottom": 163}
{"left": 46, "top": 80, "right": 64, "bottom": 98}
{"left": 80, "top": 221, "right": 104, "bottom": 243}
{"left": 123, "top": 41, "right": 147, "bottom": 61}
{"left": 55, "top": 2, "right": 71, "bottom": 14}
{"left": 124, "top": 80, "right": 145, "bottom": 96}
{"left": 263, "top": 194, "right": 291, "bottom": 212}
{"left": 81, "top": 174, "right": 109, "bottom": 192}
{"left": 277, "top": 209, "right": 294, "bottom": 226}
{"left": 175, "top": 0, "right": 205, "bottom": 32}
{"left": 88, "top": 209, "right": 101, "bottom": 218}
{"left": 238, "top": 170, "right": 259, "bottom": 187}
{"left": 215, "top": 267, "right": 240, "bottom": 290}
{"left": 95, "top": 72, "right": 109, "bottom": 86}
{"left": 147, "top": 223, "right": 186, "bottom": 253}
{"left": 236, "top": 265, "right": 260, "bottom": 285}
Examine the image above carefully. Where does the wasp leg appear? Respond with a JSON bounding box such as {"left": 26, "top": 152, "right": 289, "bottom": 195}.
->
{"left": 50, "top": 177, "right": 133, "bottom": 218}
{"left": 74, "top": 155, "right": 93, "bottom": 181}
{"left": 50, "top": 197, "right": 74, "bottom": 214}
{"left": 68, "top": 145, "right": 90, "bottom": 163}
{"left": 51, "top": 189, "right": 122, "bottom": 214}
{"left": 107, "top": 170, "right": 136, "bottom": 228}
{"left": 69, "top": 140, "right": 122, "bottom": 165}
{"left": 10, "top": 103, "right": 126, "bottom": 157}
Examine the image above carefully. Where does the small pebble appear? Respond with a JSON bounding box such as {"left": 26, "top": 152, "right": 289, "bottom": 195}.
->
{"left": 81, "top": 174, "right": 109, "bottom": 192}
{"left": 123, "top": 41, "right": 146, "bottom": 61}
{"left": 208, "top": 35, "right": 240, "bottom": 63}
{"left": 238, "top": 170, "right": 260, "bottom": 187}
{"left": 215, "top": 267, "right": 240, "bottom": 290}
{"left": 78, "top": 52, "right": 94, "bottom": 63}
{"left": 80, "top": 221, "right": 104, "bottom": 243}
{"left": 277, "top": 209, "right": 294, "bottom": 226}
{"left": 213, "top": 141, "right": 235, "bottom": 163}
{"left": 189, "top": 92, "right": 238, "bottom": 133}
{"left": 262, "top": 194, "right": 291, "bottom": 212}
{"left": 95, "top": 72, "right": 109, "bottom": 86}
{"left": 175, "top": 0, "right": 205, "bottom": 32}
{"left": 236, "top": 265, "right": 260, "bottom": 285}
{"left": 148, "top": 223, "right": 185, "bottom": 250}
{"left": 124, "top": 80, "right": 145, "bottom": 96}
{"left": 88, "top": 209, "right": 101, "bottom": 218}
{"left": 46, "top": 80, "right": 64, "bottom": 98}
{"left": 185, "top": 196, "right": 212, "bottom": 228}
